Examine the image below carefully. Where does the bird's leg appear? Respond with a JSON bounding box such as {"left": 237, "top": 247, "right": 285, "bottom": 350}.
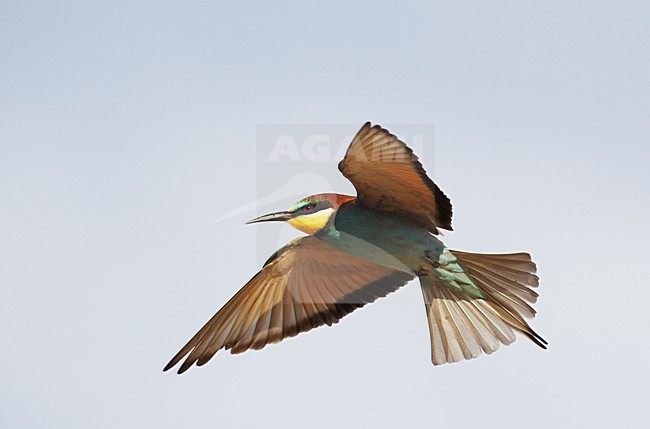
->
{"left": 415, "top": 265, "right": 432, "bottom": 277}
{"left": 424, "top": 250, "right": 440, "bottom": 268}
{"left": 416, "top": 250, "right": 440, "bottom": 276}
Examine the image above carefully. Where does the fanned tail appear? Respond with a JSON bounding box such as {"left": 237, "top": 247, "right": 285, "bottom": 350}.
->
{"left": 420, "top": 250, "right": 547, "bottom": 365}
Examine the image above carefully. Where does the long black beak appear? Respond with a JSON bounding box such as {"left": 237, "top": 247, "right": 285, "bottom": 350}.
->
{"left": 246, "top": 211, "right": 292, "bottom": 224}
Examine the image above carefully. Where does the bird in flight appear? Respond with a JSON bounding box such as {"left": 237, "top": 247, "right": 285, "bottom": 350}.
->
{"left": 164, "top": 122, "right": 546, "bottom": 374}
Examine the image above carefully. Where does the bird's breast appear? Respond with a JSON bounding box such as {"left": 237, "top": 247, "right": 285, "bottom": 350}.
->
{"left": 318, "top": 204, "right": 441, "bottom": 274}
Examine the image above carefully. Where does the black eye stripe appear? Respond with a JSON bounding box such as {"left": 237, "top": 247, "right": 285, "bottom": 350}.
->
{"left": 292, "top": 199, "right": 333, "bottom": 213}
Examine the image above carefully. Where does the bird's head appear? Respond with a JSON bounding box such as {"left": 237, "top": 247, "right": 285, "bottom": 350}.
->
{"left": 247, "top": 193, "right": 354, "bottom": 235}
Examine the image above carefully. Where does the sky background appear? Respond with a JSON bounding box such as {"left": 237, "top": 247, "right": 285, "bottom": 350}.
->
{"left": 1, "top": 1, "right": 649, "bottom": 428}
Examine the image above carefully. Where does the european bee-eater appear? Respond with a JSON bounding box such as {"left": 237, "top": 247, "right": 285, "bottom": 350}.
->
{"left": 164, "top": 122, "right": 546, "bottom": 374}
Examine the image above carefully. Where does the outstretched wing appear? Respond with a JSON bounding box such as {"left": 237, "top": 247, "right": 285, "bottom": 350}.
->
{"left": 164, "top": 237, "right": 414, "bottom": 374}
{"left": 339, "top": 122, "right": 453, "bottom": 234}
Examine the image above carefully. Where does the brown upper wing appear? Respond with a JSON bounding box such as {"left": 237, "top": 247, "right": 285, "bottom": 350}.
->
{"left": 164, "top": 236, "right": 414, "bottom": 374}
{"left": 339, "top": 122, "right": 453, "bottom": 234}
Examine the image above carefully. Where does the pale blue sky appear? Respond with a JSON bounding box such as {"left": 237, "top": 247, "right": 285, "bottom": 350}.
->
{"left": 1, "top": 1, "right": 649, "bottom": 428}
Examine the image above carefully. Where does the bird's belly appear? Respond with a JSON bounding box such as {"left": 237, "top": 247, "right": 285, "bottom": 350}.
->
{"left": 319, "top": 205, "right": 443, "bottom": 274}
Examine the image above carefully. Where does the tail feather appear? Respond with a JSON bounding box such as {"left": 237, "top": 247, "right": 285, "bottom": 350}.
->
{"left": 420, "top": 250, "right": 546, "bottom": 365}
{"left": 461, "top": 262, "right": 539, "bottom": 304}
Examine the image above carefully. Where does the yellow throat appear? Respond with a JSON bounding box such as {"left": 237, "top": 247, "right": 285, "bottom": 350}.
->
{"left": 287, "top": 208, "right": 334, "bottom": 235}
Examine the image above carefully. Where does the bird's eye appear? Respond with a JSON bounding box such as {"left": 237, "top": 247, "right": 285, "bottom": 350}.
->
{"left": 304, "top": 204, "right": 314, "bottom": 212}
